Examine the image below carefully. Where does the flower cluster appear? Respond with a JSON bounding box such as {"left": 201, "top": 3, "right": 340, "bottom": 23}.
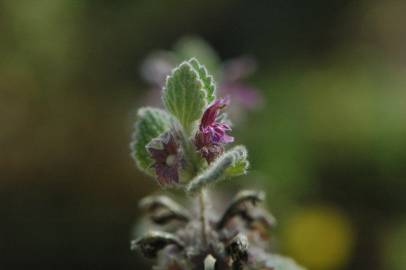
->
{"left": 145, "top": 97, "right": 234, "bottom": 185}
{"left": 130, "top": 57, "right": 305, "bottom": 270}
{"left": 195, "top": 97, "right": 234, "bottom": 164}
{"left": 132, "top": 56, "right": 242, "bottom": 188}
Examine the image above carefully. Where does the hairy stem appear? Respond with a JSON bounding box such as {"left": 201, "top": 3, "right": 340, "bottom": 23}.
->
{"left": 199, "top": 189, "right": 208, "bottom": 246}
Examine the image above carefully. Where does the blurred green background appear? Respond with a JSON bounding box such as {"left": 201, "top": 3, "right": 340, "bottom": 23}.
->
{"left": 1, "top": 0, "right": 405, "bottom": 269}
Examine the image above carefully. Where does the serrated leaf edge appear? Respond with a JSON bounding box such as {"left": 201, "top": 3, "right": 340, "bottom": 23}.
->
{"left": 188, "top": 57, "right": 216, "bottom": 103}
{"left": 162, "top": 61, "right": 208, "bottom": 133}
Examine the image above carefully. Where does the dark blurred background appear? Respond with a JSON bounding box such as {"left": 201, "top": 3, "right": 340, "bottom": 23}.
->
{"left": 1, "top": 0, "right": 406, "bottom": 269}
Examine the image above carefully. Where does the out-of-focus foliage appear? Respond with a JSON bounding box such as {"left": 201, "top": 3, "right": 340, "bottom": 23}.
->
{"left": 382, "top": 220, "right": 406, "bottom": 270}
{"left": 248, "top": 56, "right": 406, "bottom": 206}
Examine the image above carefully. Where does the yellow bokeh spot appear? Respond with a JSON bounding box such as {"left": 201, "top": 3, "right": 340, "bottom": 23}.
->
{"left": 283, "top": 205, "right": 354, "bottom": 270}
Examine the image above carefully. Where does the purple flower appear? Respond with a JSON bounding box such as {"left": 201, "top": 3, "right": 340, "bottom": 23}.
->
{"left": 147, "top": 132, "right": 181, "bottom": 186}
{"left": 195, "top": 98, "right": 234, "bottom": 163}
{"left": 200, "top": 97, "right": 234, "bottom": 144}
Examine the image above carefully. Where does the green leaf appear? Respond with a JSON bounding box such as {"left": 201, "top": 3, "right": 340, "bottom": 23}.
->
{"left": 186, "top": 146, "right": 249, "bottom": 193}
{"left": 224, "top": 145, "right": 249, "bottom": 177}
{"left": 189, "top": 58, "right": 216, "bottom": 103}
{"left": 130, "top": 107, "right": 171, "bottom": 175}
{"left": 162, "top": 61, "right": 207, "bottom": 133}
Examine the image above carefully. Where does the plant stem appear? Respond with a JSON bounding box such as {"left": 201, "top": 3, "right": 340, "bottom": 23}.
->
{"left": 175, "top": 122, "right": 208, "bottom": 245}
{"left": 199, "top": 188, "right": 208, "bottom": 246}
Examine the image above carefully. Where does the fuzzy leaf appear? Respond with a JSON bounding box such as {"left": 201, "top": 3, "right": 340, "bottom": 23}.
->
{"left": 162, "top": 61, "right": 207, "bottom": 132}
{"left": 189, "top": 58, "right": 216, "bottom": 103}
{"left": 224, "top": 146, "right": 249, "bottom": 177}
{"left": 186, "top": 145, "right": 249, "bottom": 193}
{"left": 130, "top": 107, "right": 171, "bottom": 175}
